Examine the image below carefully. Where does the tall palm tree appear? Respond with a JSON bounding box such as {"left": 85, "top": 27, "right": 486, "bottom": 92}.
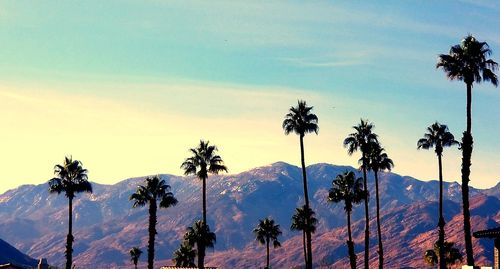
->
{"left": 129, "top": 247, "right": 142, "bottom": 269}
{"left": 173, "top": 242, "right": 197, "bottom": 267}
{"left": 424, "top": 240, "right": 463, "bottom": 268}
{"left": 437, "top": 35, "right": 498, "bottom": 265}
{"left": 365, "top": 142, "right": 394, "bottom": 269}
{"left": 417, "top": 122, "right": 458, "bottom": 269}
{"left": 343, "top": 119, "right": 378, "bottom": 269}
{"left": 253, "top": 217, "right": 282, "bottom": 269}
{"left": 48, "top": 156, "right": 93, "bottom": 269}
{"left": 290, "top": 205, "right": 317, "bottom": 267}
{"left": 282, "top": 100, "right": 319, "bottom": 269}
{"left": 130, "top": 176, "right": 178, "bottom": 269}
{"left": 181, "top": 140, "right": 227, "bottom": 269}
{"left": 328, "top": 171, "right": 367, "bottom": 269}
{"left": 184, "top": 220, "right": 216, "bottom": 269}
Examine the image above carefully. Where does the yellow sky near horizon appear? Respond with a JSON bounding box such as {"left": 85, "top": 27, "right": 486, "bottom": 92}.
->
{"left": 0, "top": 80, "right": 497, "bottom": 193}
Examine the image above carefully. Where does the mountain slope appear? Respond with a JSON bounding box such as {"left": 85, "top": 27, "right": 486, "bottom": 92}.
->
{"left": 0, "top": 162, "right": 498, "bottom": 268}
{"left": 0, "top": 238, "right": 37, "bottom": 267}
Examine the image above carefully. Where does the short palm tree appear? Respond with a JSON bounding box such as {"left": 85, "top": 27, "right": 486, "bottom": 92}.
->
{"left": 253, "top": 217, "right": 282, "bottom": 269}
{"left": 365, "top": 142, "right": 394, "bottom": 269}
{"left": 290, "top": 205, "right": 317, "bottom": 267}
{"left": 437, "top": 35, "right": 498, "bottom": 265}
{"left": 183, "top": 220, "right": 216, "bottom": 269}
{"left": 328, "top": 171, "right": 367, "bottom": 269}
{"left": 343, "top": 119, "right": 378, "bottom": 269}
{"left": 129, "top": 247, "right": 142, "bottom": 269}
{"left": 181, "top": 140, "right": 227, "bottom": 269}
{"left": 48, "top": 156, "right": 93, "bottom": 269}
{"left": 282, "top": 100, "right": 319, "bottom": 269}
{"left": 130, "top": 176, "right": 178, "bottom": 269}
{"left": 173, "top": 242, "right": 196, "bottom": 267}
{"left": 418, "top": 122, "right": 458, "bottom": 269}
{"left": 424, "top": 240, "right": 463, "bottom": 268}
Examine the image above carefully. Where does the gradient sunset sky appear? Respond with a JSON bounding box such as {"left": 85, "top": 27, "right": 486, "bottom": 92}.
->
{"left": 1, "top": 1, "right": 499, "bottom": 192}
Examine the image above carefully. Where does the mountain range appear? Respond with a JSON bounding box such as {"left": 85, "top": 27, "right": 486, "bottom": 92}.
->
{"left": 0, "top": 162, "right": 498, "bottom": 268}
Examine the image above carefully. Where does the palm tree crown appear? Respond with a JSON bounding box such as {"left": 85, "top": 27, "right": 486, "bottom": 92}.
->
{"left": 437, "top": 35, "right": 498, "bottom": 86}
{"left": 48, "top": 156, "right": 92, "bottom": 199}
{"left": 184, "top": 220, "right": 217, "bottom": 251}
{"left": 366, "top": 143, "right": 394, "bottom": 173}
{"left": 181, "top": 140, "right": 228, "bottom": 181}
{"left": 344, "top": 119, "right": 378, "bottom": 156}
{"left": 417, "top": 122, "right": 458, "bottom": 156}
{"left": 282, "top": 100, "right": 319, "bottom": 137}
{"left": 173, "top": 242, "right": 197, "bottom": 267}
{"left": 328, "top": 171, "right": 366, "bottom": 212}
{"left": 129, "top": 247, "right": 142, "bottom": 269}
{"left": 254, "top": 218, "right": 282, "bottom": 248}
{"left": 130, "top": 176, "right": 178, "bottom": 209}
{"left": 290, "top": 205, "right": 317, "bottom": 234}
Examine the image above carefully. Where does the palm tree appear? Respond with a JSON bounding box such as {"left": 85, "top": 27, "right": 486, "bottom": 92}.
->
{"left": 173, "top": 242, "right": 196, "bottom": 267}
{"left": 129, "top": 247, "right": 142, "bottom": 269}
{"left": 328, "top": 171, "right": 367, "bottom": 269}
{"left": 130, "top": 176, "right": 178, "bottom": 269}
{"left": 253, "top": 217, "right": 282, "bottom": 269}
{"left": 290, "top": 205, "right": 317, "bottom": 267}
{"left": 181, "top": 140, "right": 227, "bottom": 269}
{"left": 184, "top": 220, "right": 216, "bottom": 269}
{"left": 48, "top": 156, "right": 93, "bottom": 269}
{"left": 437, "top": 35, "right": 498, "bottom": 265}
{"left": 365, "top": 142, "right": 394, "bottom": 269}
{"left": 424, "top": 240, "right": 463, "bottom": 268}
{"left": 417, "top": 122, "right": 458, "bottom": 269}
{"left": 282, "top": 100, "right": 319, "bottom": 269}
{"left": 343, "top": 119, "right": 378, "bottom": 269}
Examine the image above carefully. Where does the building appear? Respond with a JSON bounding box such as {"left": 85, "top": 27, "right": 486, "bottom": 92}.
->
{"left": 473, "top": 227, "right": 500, "bottom": 269}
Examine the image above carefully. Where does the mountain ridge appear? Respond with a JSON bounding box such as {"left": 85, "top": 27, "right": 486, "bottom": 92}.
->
{"left": 0, "top": 162, "right": 498, "bottom": 268}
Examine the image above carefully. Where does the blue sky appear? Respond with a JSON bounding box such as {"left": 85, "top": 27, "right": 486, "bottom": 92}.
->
{"left": 0, "top": 1, "right": 499, "bottom": 192}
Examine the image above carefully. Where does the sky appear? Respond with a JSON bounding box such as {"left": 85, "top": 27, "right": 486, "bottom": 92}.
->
{"left": 0, "top": 0, "right": 499, "bottom": 193}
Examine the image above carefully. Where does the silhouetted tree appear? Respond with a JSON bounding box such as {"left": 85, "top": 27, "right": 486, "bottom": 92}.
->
{"left": 424, "top": 241, "right": 463, "bottom": 269}
{"left": 181, "top": 140, "right": 227, "bottom": 269}
{"left": 437, "top": 35, "right": 498, "bottom": 266}
{"left": 417, "top": 122, "right": 458, "bottom": 269}
{"left": 290, "top": 205, "right": 317, "bottom": 267}
{"left": 282, "top": 100, "right": 319, "bottom": 269}
{"left": 344, "top": 119, "right": 378, "bottom": 269}
{"left": 129, "top": 247, "right": 142, "bottom": 269}
{"left": 328, "top": 171, "right": 367, "bottom": 269}
{"left": 130, "top": 176, "right": 178, "bottom": 269}
{"left": 253, "top": 217, "right": 282, "bottom": 269}
{"left": 184, "top": 220, "right": 216, "bottom": 269}
{"left": 365, "top": 142, "right": 393, "bottom": 269}
{"left": 173, "top": 242, "right": 196, "bottom": 267}
{"left": 48, "top": 156, "right": 92, "bottom": 269}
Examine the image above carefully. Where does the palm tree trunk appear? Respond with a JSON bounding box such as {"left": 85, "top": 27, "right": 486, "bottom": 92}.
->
{"left": 65, "top": 197, "right": 73, "bottom": 269}
{"left": 201, "top": 176, "right": 207, "bottom": 269}
{"left": 302, "top": 231, "right": 307, "bottom": 267}
{"left": 197, "top": 243, "right": 205, "bottom": 269}
{"left": 437, "top": 154, "right": 446, "bottom": 269}
{"left": 299, "top": 135, "right": 313, "bottom": 269}
{"left": 374, "top": 171, "right": 384, "bottom": 269}
{"left": 347, "top": 207, "right": 356, "bottom": 269}
{"left": 462, "top": 83, "right": 474, "bottom": 266}
{"left": 134, "top": 261, "right": 138, "bottom": 269}
{"left": 147, "top": 200, "right": 157, "bottom": 269}
{"left": 362, "top": 157, "right": 370, "bottom": 269}
{"left": 202, "top": 176, "right": 207, "bottom": 225}
{"left": 266, "top": 239, "right": 270, "bottom": 269}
